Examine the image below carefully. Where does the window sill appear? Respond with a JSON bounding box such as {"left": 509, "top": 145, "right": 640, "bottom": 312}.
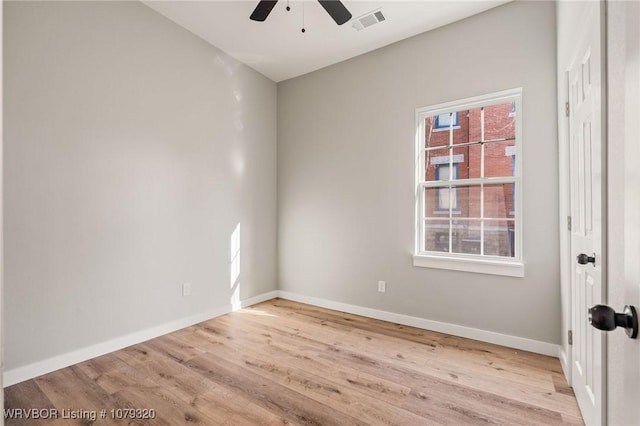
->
{"left": 413, "top": 254, "right": 525, "bottom": 277}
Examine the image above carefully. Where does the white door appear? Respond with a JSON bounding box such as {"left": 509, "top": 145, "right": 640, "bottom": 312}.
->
{"left": 606, "top": 1, "right": 640, "bottom": 424}
{"left": 568, "top": 2, "right": 606, "bottom": 425}
{"left": 0, "top": 1, "right": 3, "bottom": 421}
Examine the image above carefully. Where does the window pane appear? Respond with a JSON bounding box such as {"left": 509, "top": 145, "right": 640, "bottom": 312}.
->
{"left": 482, "top": 103, "right": 516, "bottom": 141}
{"left": 453, "top": 185, "right": 481, "bottom": 219}
{"left": 484, "top": 220, "right": 516, "bottom": 257}
{"left": 484, "top": 140, "right": 516, "bottom": 178}
{"left": 424, "top": 117, "right": 450, "bottom": 149}
{"left": 450, "top": 110, "right": 470, "bottom": 145}
{"left": 437, "top": 164, "right": 456, "bottom": 181}
{"left": 467, "top": 107, "right": 482, "bottom": 144}
{"left": 425, "top": 149, "right": 468, "bottom": 181}
{"left": 439, "top": 185, "right": 456, "bottom": 211}
{"left": 451, "top": 220, "right": 482, "bottom": 255}
{"left": 484, "top": 183, "right": 516, "bottom": 218}
{"left": 424, "top": 147, "right": 449, "bottom": 181}
{"left": 424, "top": 187, "right": 440, "bottom": 215}
{"left": 425, "top": 111, "right": 469, "bottom": 148}
{"left": 424, "top": 184, "right": 458, "bottom": 214}
{"left": 466, "top": 144, "right": 482, "bottom": 179}
{"left": 424, "top": 220, "right": 452, "bottom": 252}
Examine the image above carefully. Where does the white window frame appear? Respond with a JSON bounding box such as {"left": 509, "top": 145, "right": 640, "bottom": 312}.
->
{"left": 413, "top": 88, "right": 524, "bottom": 277}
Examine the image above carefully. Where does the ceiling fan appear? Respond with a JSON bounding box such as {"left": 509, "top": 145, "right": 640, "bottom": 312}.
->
{"left": 250, "top": 0, "right": 352, "bottom": 26}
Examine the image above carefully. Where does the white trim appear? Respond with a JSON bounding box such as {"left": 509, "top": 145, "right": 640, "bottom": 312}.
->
{"left": 558, "top": 69, "right": 573, "bottom": 387}
{"left": 3, "top": 291, "right": 276, "bottom": 387}
{"left": 416, "top": 88, "right": 524, "bottom": 118}
{"left": 421, "top": 176, "right": 517, "bottom": 188}
{"left": 559, "top": 347, "right": 571, "bottom": 385}
{"left": 413, "top": 254, "right": 525, "bottom": 277}
{"left": 239, "top": 290, "right": 279, "bottom": 309}
{"left": 277, "top": 291, "right": 559, "bottom": 357}
{"left": 0, "top": 0, "right": 4, "bottom": 400}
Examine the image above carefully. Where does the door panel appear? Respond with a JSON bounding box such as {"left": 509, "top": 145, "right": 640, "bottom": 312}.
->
{"left": 568, "top": 2, "right": 605, "bottom": 425}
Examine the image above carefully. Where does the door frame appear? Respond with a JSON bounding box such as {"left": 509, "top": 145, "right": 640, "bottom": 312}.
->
{"left": 560, "top": 67, "right": 573, "bottom": 383}
{"left": 1, "top": 0, "right": 5, "bottom": 414}
{"left": 603, "top": 1, "right": 640, "bottom": 424}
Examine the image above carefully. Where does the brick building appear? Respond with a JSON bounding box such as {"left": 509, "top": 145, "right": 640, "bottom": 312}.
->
{"left": 423, "top": 101, "right": 516, "bottom": 257}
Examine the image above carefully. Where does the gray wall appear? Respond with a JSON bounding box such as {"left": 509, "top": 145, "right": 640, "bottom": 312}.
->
{"left": 4, "top": 1, "right": 277, "bottom": 370}
{"left": 278, "top": 1, "right": 560, "bottom": 344}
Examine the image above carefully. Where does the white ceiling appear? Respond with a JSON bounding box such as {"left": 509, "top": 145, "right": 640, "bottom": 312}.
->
{"left": 143, "top": 0, "right": 510, "bottom": 82}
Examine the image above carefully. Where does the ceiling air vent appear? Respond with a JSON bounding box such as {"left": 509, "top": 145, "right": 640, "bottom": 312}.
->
{"left": 352, "top": 9, "right": 385, "bottom": 31}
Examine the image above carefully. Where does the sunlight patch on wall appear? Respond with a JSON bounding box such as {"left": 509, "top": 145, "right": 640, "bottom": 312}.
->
{"left": 231, "top": 150, "right": 245, "bottom": 176}
{"left": 230, "top": 222, "right": 241, "bottom": 311}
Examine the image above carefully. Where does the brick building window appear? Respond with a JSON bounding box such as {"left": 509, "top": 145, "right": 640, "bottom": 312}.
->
{"left": 414, "top": 89, "right": 523, "bottom": 277}
{"left": 435, "top": 164, "right": 458, "bottom": 211}
{"left": 434, "top": 112, "right": 459, "bottom": 130}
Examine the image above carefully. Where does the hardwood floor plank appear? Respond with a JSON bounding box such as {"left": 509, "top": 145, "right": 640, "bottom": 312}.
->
{"left": 3, "top": 380, "right": 68, "bottom": 426}
{"left": 184, "top": 352, "right": 367, "bottom": 426}
{"left": 4, "top": 298, "right": 583, "bottom": 425}
{"left": 181, "top": 329, "right": 435, "bottom": 426}
{"left": 113, "top": 381, "right": 220, "bottom": 426}
{"left": 187, "top": 316, "right": 415, "bottom": 407}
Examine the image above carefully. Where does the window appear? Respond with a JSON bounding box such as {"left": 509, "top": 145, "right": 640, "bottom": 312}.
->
{"left": 414, "top": 89, "right": 523, "bottom": 277}
{"left": 434, "top": 112, "right": 459, "bottom": 130}
{"left": 435, "top": 164, "right": 458, "bottom": 211}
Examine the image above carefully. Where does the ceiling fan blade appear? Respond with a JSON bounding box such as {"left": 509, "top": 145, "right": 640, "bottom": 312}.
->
{"left": 317, "top": 0, "right": 352, "bottom": 25}
{"left": 250, "top": 0, "right": 279, "bottom": 22}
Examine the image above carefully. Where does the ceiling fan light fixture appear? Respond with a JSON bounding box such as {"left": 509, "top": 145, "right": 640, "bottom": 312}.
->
{"left": 250, "top": 0, "right": 279, "bottom": 21}
{"left": 250, "top": 0, "right": 352, "bottom": 26}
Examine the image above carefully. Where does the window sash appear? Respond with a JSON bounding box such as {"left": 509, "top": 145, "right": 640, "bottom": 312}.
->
{"left": 423, "top": 136, "right": 516, "bottom": 152}
{"left": 418, "top": 180, "right": 518, "bottom": 257}
{"left": 420, "top": 177, "right": 517, "bottom": 188}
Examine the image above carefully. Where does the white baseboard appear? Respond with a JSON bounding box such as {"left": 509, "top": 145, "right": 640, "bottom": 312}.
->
{"left": 277, "top": 290, "right": 561, "bottom": 358}
{"left": 559, "top": 346, "right": 571, "bottom": 384}
{"left": 3, "top": 291, "right": 276, "bottom": 388}
{"left": 5, "top": 289, "right": 562, "bottom": 387}
{"left": 239, "top": 290, "right": 279, "bottom": 309}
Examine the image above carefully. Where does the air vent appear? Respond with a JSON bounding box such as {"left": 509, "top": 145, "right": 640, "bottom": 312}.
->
{"left": 352, "top": 9, "right": 385, "bottom": 31}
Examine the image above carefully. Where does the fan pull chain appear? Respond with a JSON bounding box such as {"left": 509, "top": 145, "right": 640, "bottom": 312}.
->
{"left": 286, "top": 0, "right": 290, "bottom": 12}
{"left": 301, "top": 1, "right": 306, "bottom": 33}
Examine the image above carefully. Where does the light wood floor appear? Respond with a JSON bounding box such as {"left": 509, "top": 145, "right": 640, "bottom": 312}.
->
{"left": 5, "top": 298, "right": 583, "bottom": 425}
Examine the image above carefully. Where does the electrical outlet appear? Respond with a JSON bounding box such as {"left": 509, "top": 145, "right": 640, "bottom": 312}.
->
{"left": 378, "top": 280, "right": 386, "bottom": 293}
{"left": 182, "top": 283, "right": 191, "bottom": 296}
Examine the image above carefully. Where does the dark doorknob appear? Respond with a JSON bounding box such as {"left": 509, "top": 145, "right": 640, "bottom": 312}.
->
{"left": 588, "top": 305, "right": 638, "bottom": 338}
{"left": 577, "top": 253, "right": 596, "bottom": 265}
